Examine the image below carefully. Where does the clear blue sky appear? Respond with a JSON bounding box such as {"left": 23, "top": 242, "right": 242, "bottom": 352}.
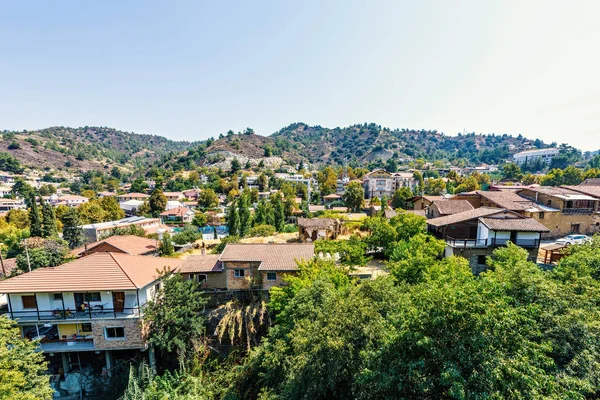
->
{"left": 1, "top": 1, "right": 599, "bottom": 150}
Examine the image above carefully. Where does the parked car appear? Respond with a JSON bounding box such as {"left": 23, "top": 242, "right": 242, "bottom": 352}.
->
{"left": 555, "top": 235, "right": 591, "bottom": 246}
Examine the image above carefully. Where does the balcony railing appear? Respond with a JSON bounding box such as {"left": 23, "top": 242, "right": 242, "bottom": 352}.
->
{"left": 562, "top": 208, "right": 594, "bottom": 215}
{"left": 0, "top": 307, "right": 141, "bottom": 322}
{"left": 446, "top": 237, "right": 540, "bottom": 249}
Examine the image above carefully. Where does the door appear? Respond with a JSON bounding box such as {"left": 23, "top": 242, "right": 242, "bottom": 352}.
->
{"left": 112, "top": 292, "right": 125, "bottom": 313}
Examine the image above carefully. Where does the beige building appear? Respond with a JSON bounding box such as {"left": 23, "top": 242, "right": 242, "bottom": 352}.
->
{"left": 297, "top": 218, "right": 341, "bottom": 242}
{"left": 0, "top": 253, "right": 181, "bottom": 375}
{"left": 218, "top": 243, "right": 315, "bottom": 290}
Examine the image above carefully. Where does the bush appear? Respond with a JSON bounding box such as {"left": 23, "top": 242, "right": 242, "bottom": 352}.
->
{"left": 282, "top": 223, "right": 298, "bottom": 233}
{"left": 214, "top": 235, "right": 239, "bottom": 254}
{"left": 172, "top": 226, "right": 202, "bottom": 245}
{"left": 248, "top": 224, "right": 276, "bottom": 237}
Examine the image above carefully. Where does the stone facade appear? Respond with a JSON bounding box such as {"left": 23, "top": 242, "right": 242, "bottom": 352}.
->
{"left": 183, "top": 272, "right": 227, "bottom": 290}
{"left": 224, "top": 261, "right": 261, "bottom": 290}
{"left": 261, "top": 271, "right": 296, "bottom": 290}
{"left": 91, "top": 318, "right": 145, "bottom": 350}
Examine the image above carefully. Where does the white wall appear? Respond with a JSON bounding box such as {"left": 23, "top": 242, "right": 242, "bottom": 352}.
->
{"left": 517, "top": 232, "right": 539, "bottom": 240}
{"left": 477, "top": 223, "right": 489, "bottom": 241}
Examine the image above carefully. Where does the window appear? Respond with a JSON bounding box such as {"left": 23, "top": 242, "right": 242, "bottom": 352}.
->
{"left": 196, "top": 274, "right": 207, "bottom": 283}
{"left": 477, "top": 255, "right": 487, "bottom": 265}
{"left": 154, "top": 283, "right": 161, "bottom": 293}
{"left": 80, "top": 323, "right": 92, "bottom": 332}
{"left": 21, "top": 295, "right": 37, "bottom": 309}
{"left": 538, "top": 212, "right": 544, "bottom": 219}
{"left": 85, "top": 292, "right": 101, "bottom": 302}
{"left": 266, "top": 272, "right": 277, "bottom": 281}
{"left": 234, "top": 269, "right": 245, "bottom": 278}
{"left": 53, "top": 293, "right": 63, "bottom": 301}
{"left": 105, "top": 327, "right": 125, "bottom": 339}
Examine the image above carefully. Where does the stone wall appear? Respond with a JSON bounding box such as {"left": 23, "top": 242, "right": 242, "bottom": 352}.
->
{"left": 261, "top": 271, "right": 296, "bottom": 290}
{"left": 92, "top": 318, "right": 145, "bottom": 350}
{"left": 224, "top": 261, "right": 260, "bottom": 290}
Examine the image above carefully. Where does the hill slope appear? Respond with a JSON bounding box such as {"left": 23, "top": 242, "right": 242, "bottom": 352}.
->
{"left": 1, "top": 126, "right": 198, "bottom": 172}
{"left": 168, "top": 123, "right": 552, "bottom": 170}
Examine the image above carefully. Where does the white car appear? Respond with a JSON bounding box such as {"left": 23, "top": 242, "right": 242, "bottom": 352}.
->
{"left": 555, "top": 235, "right": 591, "bottom": 246}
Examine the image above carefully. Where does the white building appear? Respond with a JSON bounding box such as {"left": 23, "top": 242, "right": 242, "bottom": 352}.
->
{"left": 513, "top": 148, "right": 560, "bottom": 166}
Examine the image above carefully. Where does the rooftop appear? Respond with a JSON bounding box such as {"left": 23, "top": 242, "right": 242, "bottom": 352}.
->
{"left": 431, "top": 200, "right": 474, "bottom": 215}
{"left": 80, "top": 216, "right": 159, "bottom": 231}
{"left": 160, "top": 206, "right": 194, "bottom": 217}
{"left": 298, "top": 218, "right": 337, "bottom": 229}
{"left": 178, "top": 255, "right": 222, "bottom": 273}
{"left": 479, "top": 217, "right": 549, "bottom": 232}
{"left": 220, "top": 243, "right": 315, "bottom": 271}
{"left": 427, "top": 207, "right": 510, "bottom": 228}
{"left": 71, "top": 235, "right": 157, "bottom": 257}
{"left": 0, "top": 253, "right": 181, "bottom": 294}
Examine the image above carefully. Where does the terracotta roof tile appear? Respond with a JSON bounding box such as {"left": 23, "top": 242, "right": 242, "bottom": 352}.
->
{"left": 178, "top": 255, "right": 222, "bottom": 273}
{"left": 0, "top": 253, "right": 181, "bottom": 293}
{"left": 219, "top": 243, "right": 314, "bottom": 271}
{"left": 427, "top": 207, "right": 509, "bottom": 227}
{"left": 479, "top": 217, "right": 550, "bottom": 232}
{"left": 71, "top": 235, "right": 157, "bottom": 257}
{"left": 431, "top": 200, "right": 474, "bottom": 215}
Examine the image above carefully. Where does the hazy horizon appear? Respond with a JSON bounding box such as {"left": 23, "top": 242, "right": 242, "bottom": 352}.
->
{"left": 2, "top": 1, "right": 599, "bottom": 150}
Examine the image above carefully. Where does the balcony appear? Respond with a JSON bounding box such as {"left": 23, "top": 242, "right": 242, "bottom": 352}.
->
{"left": 446, "top": 237, "right": 540, "bottom": 249}
{"left": 40, "top": 339, "right": 96, "bottom": 353}
{"left": 1, "top": 307, "right": 141, "bottom": 323}
{"left": 562, "top": 208, "right": 594, "bottom": 215}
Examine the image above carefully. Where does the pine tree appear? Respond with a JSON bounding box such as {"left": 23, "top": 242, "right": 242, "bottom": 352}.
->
{"left": 28, "top": 194, "right": 42, "bottom": 237}
{"left": 227, "top": 201, "right": 240, "bottom": 236}
{"left": 40, "top": 198, "right": 57, "bottom": 238}
{"left": 61, "top": 208, "right": 84, "bottom": 249}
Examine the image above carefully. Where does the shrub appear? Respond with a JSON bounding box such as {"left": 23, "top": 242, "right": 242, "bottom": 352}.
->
{"left": 248, "top": 224, "right": 276, "bottom": 237}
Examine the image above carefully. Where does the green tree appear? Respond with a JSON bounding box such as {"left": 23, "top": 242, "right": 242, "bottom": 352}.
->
{"left": 0, "top": 316, "right": 53, "bottom": 400}
{"left": 343, "top": 181, "right": 364, "bottom": 212}
{"left": 149, "top": 189, "right": 168, "bottom": 216}
{"left": 227, "top": 202, "right": 240, "bottom": 236}
{"left": 231, "top": 158, "right": 242, "bottom": 173}
{"left": 198, "top": 189, "right": 219, "bottom": 209}
{"left": 272, "top": 194, "right": 285, "bottom": 232}
{"left": 40, "top": 198, "right": 57, "bottom": 238}
{"left": 238, "top": 192, "right": 252, "bottom": 237}
{"left": 191, "top": 212, "right": 208, "bottom": 227}
{"left": 27, "top": 195, "right": 42, "bottom": 237}
{"left": 99, "top": 196, "right": 125, "bottom": 220}
{"left": 144, "top": 271, "right": 206, "bottom": 356}
{"left": 78, "top": 201, "right": 108, "bottom": 224}
{"left": 60, "top": 208, "right": 84, "bottom": 249}
{"left": 318, "top": 166, "right": 338, "bottom": 196}
{"left": 391, "top": 187, "right": 412, "bottom": 209}
{"left": 158, "top": 232, "right": 174, "bottom": 256}
{"left": 503, "top": 162, "right": 523, "bottom": 180}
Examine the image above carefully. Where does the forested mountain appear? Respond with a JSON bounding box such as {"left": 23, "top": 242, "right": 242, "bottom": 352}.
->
{"left": 167, "top": 122, "right": 554, "bottom": 170}
{"left": 1, "top": 123, "right": 556, "bottom": 173}
{"left": 0, "top": 126, "right": 198, "bottom": 172}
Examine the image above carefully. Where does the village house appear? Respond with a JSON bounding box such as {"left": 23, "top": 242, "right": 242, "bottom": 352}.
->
{"left": 49, "top": 194, "right": 89, "bottom": 207}
{"left": 426, "top": 199, "right": 474, "bottom": 219}
{"left": 117, "top": 193, "right": 150, "bottom": 203}
{"left": 178, "top": 254, "right": 226, "bottom": 290}
{"left": 408, "top": 195, "right": 445, "bottom": 211}
{"left": 160, "top": 206, "right": 195, "bottom": 224}
{"left": 427, "top": 207, "right": 549, "bottom": 273}
{"left": 297, "top": 218, "right": 342, "bottom": 242}
{"left": 0, "top": 253, "right": 181, "bottom": 375}
{"left": 163, "top": 192, "right": 184, "bottom": 201}
{"left": 0, "top": 198, "right": 26, "bottom": 212}
{"left": 182, "top": 188, "right": 202, "bottom": 200}
{"left": 80, "top": 216, "right": 165, "bottom": 242}
{"left": 219, "top": 243, "right": 315, "bottom": 290}
{"left": 323, "top": 193, "right": 342, "bottom": 204}
{"left": 70, "top": 235, "right": 158, "bottom": 258}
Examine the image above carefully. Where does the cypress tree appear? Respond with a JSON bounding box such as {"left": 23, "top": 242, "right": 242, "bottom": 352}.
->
{"left": 273, "top": 195, "right": 285, "bottom": 232}
{"left": 28, "top": 194, "right": 42, "bottom": 237}
{"left": 40, "top": 198, "right": 57, "bottom": 238}
{"left": 238, "top": 193, "right": 252, "bottom": 237}
{"left": 227, "top": 200, "right": 240, "bottom": 236}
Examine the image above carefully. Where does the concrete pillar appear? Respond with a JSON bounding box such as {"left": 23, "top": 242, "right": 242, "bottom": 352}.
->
{"left": 61, "top": 353, "right": 70, "bottom": 374}
{"left": 105, "top": 350, "right": 113, "bottom": 377}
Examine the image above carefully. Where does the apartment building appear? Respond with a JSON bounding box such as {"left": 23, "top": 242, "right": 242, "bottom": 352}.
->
{"left": 0, "top": 253, "right": 181, "bottom": 374}
{"left": 513, "top": 148, "right": 559, "bottom": 166}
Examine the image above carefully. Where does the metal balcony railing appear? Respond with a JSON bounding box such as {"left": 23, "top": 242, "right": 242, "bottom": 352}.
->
{"left": 0, "top": 307, "right": 142, "bottom": 322}
{"left": 446, "top": 237, "right": 540, "bottom": 249}
{"left": 561, "top": 208, "right": 594, "bottom": 215}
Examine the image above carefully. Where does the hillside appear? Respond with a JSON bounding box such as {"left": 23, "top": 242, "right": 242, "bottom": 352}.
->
{"left": 0, "top": 126, "right": 198, "bottom": 172}
{"left": 168, "top": 123, "right": 552, "bottom": 170}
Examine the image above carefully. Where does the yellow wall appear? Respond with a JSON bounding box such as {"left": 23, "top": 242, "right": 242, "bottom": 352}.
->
{"left": 58, "top": 323, "right": 93, "bottom": 338}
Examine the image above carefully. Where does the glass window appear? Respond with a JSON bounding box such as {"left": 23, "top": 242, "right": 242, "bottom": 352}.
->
{"left": 53, "top": 293, "right": 63, "bottom": 301}
{"left": 105, "top": 327, "right": 125, "bottom": 339}
{"left": 80, "top": 323, "right": 92, "bottom": 332}
{"left": 266, "top": 272, "right": 277, "bottom": 281}
{"left": 196, "top": 274, "right": 207, "bottom": 283}
{"left": 85, "top": 292, "right": 101, "bottom": 302}
{"left": 21, "top": 295, "right": 37, "bottom": 309}
{"left": 234, "top": 269, "right": 245, "bottom": 278}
